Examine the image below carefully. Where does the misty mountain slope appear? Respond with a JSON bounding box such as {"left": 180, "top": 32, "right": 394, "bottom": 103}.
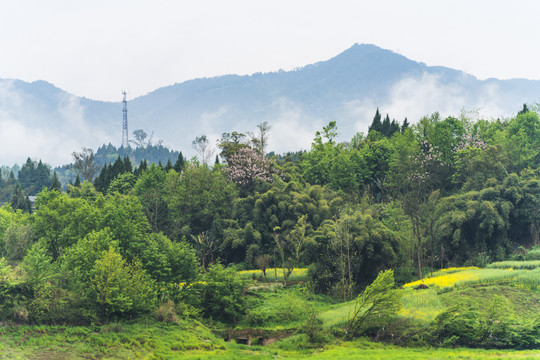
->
{"left": 1, "top": 43, "right": 540, "bottom": 166}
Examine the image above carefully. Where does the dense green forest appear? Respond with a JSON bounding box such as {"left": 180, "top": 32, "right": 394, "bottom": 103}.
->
{"left": 0, "top": 107, "right": 539, "bottom": 357}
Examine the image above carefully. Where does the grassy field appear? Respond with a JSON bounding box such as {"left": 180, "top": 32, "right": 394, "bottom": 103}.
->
{"left": 1, "top": 323, "right": 539, "bottom": 360}
{"left": 403, "top": 266, "right": 540, "bottom": 290}
{"left": 487, "top": 260, "right": 540, "bottom": 270}
{"left": 1, "top": 264, "right": 539, "bottom": 359}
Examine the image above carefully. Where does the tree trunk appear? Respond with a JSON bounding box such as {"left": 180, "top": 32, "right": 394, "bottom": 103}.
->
{"left": 430, "top": 219, "right": 434, "bottom": 277}
{"left": 411, "top": 215, "right": 422, "bottom": 280}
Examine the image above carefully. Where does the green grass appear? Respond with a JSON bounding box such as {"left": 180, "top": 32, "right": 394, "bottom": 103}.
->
{"left": 524, "top": 248, "right": 540, "bottom": 260}
{"left": 458, "top": 268, "right": 540, "bottom": 290}
{"left": 238, "top": 267, "right": 308, "bottom": 282}
{"left": 2, "top": 326, "right": 539, "bottom": 360}
{"left": 303, "top": 343, "right": 540, "bottom": 359}
{"left": 399, "top": 288, "right": 445, "bottom": 322}
{"left": 2, "top": 262, "right": 539, "bottom": 358}
{"left": 240, "top": 286, "right": 336, "bottom": 330}
{"left": 487, "top": 260, "right": 540, "bottom": 270}
{"left": 0, "top": 319, "right": 227, "bottom": 360}
{"left": 318, "top": 301, "right": 354, "bottom": 329}
{"left": 404, "top": 266, "right": 540, "bottom": 290}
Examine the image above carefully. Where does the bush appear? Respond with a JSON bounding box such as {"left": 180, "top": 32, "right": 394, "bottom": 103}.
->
{"left": 91, "top": 247, "right": 157, "bottom": 319}
{"left": 28, "top": 282, "right": 91, "bottom": 324}
{"left": 346, "top": 269, "right": 402, "bottom": 338}
{"left": 301, "top": 304, "right": 327, "bottom": 345}
{"left": 434, "top": 301, "right": 482, "bottom": 346}
{"left": 181, "top": 264, "right": 248, "bottom": 324}
{"left": 525, "top": 248, "right": 540, "bottom": 261}
{"left": 432, "top": 295, "right": 531, "bottom": 349}
{"left": 154, "top": 300, "right": 178, "bottom": 324}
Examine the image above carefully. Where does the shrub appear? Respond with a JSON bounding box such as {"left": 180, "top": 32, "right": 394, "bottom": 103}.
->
{"left": 525, "top": 248, "right": 540, "bottom": 261}
{"left": 432, "top": 295, "right": 528, "bottom": 349}
{"left": 346, "top": 269, "right": 402, "bottom": 338}
{"left": 301, "top": 304, "right": 327, "bottom": 345}
{"left": 155, "top": 300, "right": 178, "bottom": 324}
{"left": 182, "top": 264, "right": 248, "bottom": 324}
{"left": 434, "top": 301, "right": 482, "bottom": 346}
{"left": 91, "top": 247, "right": 157, "bottom": 318}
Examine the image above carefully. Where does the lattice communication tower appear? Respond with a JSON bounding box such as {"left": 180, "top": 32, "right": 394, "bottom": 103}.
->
{"left": 122, "top": 91, "right": 129, "bottom": 148}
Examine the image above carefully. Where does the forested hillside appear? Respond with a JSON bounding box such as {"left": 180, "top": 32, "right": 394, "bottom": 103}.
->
{"left": 0, "top": 106, "right": 538, "bottom": 356}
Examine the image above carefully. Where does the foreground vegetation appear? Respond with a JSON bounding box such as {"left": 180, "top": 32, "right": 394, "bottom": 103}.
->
{"left": 2, "top": 323, "right": 540, "bottom": 360}
{"left": 1, "top": 264, "right": 539, "bottom": 358}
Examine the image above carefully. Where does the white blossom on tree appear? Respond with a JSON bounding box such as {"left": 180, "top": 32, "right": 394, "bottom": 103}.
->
{"left": 227, "top": 147, "right": 279, "bottom": 187}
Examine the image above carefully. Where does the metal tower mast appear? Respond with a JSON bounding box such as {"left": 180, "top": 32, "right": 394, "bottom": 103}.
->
{"left": 122, "top": 91, "right": 129, "bottom": 148}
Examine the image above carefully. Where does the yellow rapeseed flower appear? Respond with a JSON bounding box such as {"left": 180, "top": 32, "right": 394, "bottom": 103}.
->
{"left": 403, "top": 270, "right": 480, "bottom": 289}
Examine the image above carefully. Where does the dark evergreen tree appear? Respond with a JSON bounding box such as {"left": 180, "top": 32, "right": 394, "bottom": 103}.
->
{"left": 173, "top": 152, "right": 185, "bottom": 172}
{"left": 134, "top": 159, "right": 148, "bottom": 177}
{"left": 381, "top": 114, "right": 391, "bottom": 137}
{"left": 111, "top": 156, "right": 124, "bottom": 178}
{"left": 123, "top": 156, "right": 133, "bottom": 173}
{"left": 518, "top": 103, "right": 529, "bottom": 115}
{"left": 18, "top": 158, "right": 51, "bottom": 195}
{"left": 51, "top": 172, "right": 62, "bottom": 192}
{"left": 164, "top": 159, "right": 173, "bottom": 172}
{"left": 10, "top": 184, "right": 31, "bottom": 213}
{"left": 390, "top": 119, "right": 400, "bottom": 136}
{"left": 93, "top": 164, "right": 109, "bottom": 192}
{"left": 401, "top": 118, "right": 410, "bottom": 133}
{"left": 74, "top": 174, "right": 81, "bottom": 187}
{"left": 215, "top": 155, "right": 220, "bottom": 165}
{"left": 368, "top": 108, "right": 382, "bottom": 134}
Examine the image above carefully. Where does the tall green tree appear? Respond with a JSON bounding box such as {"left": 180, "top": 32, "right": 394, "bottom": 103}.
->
{"left": 164, "top": 163, "right": 238, "bottom": 239}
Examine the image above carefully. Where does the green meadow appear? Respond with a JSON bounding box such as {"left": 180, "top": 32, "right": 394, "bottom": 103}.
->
{"left": 2, "top": 264, "right": 539, "bottom": 359}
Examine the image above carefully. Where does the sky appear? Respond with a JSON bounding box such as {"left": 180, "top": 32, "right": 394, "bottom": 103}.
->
{"left": 1, "top": 0, "right": 540, "bottom": 102}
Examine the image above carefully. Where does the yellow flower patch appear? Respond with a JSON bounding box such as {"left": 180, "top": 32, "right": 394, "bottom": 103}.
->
{"left": 403, "top": 270, "right": 480, "bottom": 289}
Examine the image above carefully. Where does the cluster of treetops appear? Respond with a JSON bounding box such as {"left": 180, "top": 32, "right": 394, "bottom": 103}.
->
{"left": 0, "top": 105, "right": 538, "bottom": 324}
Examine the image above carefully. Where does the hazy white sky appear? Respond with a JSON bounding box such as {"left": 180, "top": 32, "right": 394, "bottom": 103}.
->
{"left": 1, "top": 0, "right": 539, "bottom": 102}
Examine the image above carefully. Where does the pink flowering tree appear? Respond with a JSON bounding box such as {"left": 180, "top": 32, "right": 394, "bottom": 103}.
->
{"left": 227, "top": 147, "right": 280, "bottom": 189}
{"left": 453, "top": 132, "right": 488, "bottom": 152}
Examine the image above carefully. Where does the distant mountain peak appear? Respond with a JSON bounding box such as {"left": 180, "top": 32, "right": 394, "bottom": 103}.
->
{"left": 2, "top": 44, "right": 540, "bottom": 166}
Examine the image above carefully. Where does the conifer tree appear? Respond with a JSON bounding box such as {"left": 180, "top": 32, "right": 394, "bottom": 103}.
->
{"left": 401, "top": 118, "right": 410, "bottom": 133}
{"left": 381, "top": 114, "right": 391, "bottom": 137}
{"left": 123, "top": 156, "right": 133, "bottom": 173}
{"left": 51, "top": 172, "right": 62, "bottom": 192}
{"left": 390, "top": 119, "right": 400, "bottom": 136}
{"left": 368, "top": 108, "right": 382, "bottom": 134}
{"left": 134, "top": 159, "right": 148, "bottom": 177}
{"left": 173, "top": 152, "right": 185, "bottom": 172}
{"left": 10, "top": 184, "right": 31, "bottom": 212}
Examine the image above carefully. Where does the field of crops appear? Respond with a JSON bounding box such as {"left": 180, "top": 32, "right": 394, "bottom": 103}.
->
{"left": 403, "top": 266, "right": 540, "bottom": 290}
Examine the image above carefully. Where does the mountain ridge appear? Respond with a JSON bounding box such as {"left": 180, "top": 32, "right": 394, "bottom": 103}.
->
{"left": 1, "top": 44, "right": 539, "bottom": 166}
